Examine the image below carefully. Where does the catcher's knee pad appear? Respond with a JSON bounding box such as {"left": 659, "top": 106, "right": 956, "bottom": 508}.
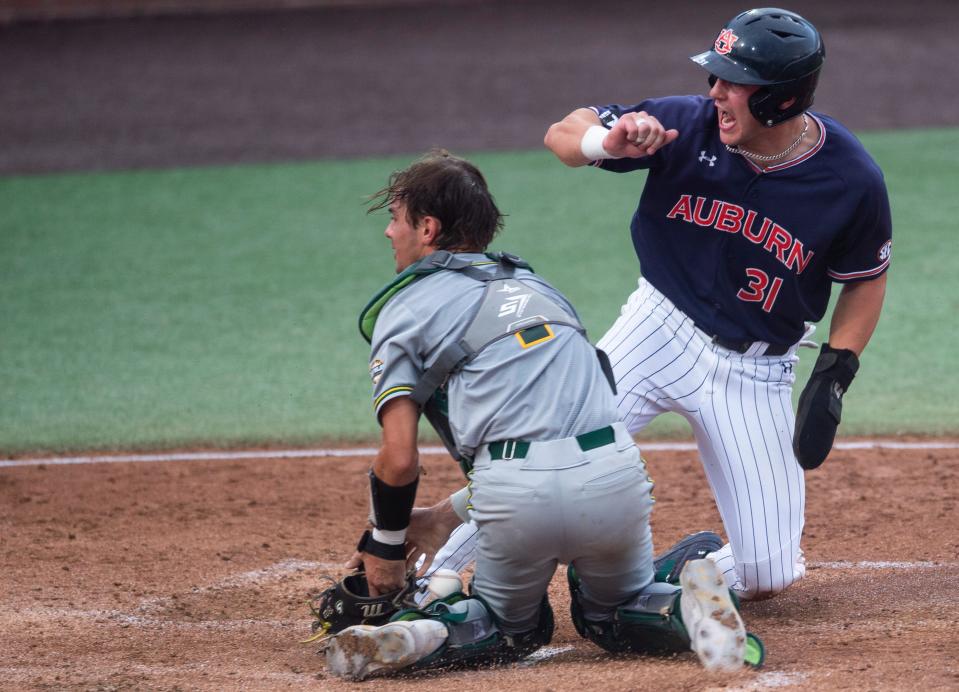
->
{"left": 399, "top": 593, "right": 553, "bottom": 672}
{"left": 567, "top": 565, "right": 689, "bottom": 655}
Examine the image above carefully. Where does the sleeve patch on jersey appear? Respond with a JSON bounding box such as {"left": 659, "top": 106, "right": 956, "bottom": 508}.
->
{"left": 515, "top": 323, "right": 555, "bottom": 349}
{"left": 369, "top": 359, "right": 384, "bottom": 385}
{"left": 877, "top": 239, "right": 892, "bottom": 262}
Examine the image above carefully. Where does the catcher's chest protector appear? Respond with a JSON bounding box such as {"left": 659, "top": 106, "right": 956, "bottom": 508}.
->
{"left": 358, "top": 251, "right": 599, "bottom": 468}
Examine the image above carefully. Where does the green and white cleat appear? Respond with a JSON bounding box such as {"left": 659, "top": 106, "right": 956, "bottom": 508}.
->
{"left": 325, "top": 619, "right": 448, "bottom": 681}
{"left": 679, "top": 558, "right": 748, "bottom": 672}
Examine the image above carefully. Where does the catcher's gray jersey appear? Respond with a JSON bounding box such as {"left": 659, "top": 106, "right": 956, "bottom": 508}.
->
{"left": 369, "top": 254, "right": 615, "bottom": 458}
{"left": 368, "top": 252, "right": 659, "bottom": 635}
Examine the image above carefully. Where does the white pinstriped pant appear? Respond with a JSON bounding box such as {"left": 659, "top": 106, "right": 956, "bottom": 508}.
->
{"left": 423, "top": 278, "right": 807, "bottom": 600}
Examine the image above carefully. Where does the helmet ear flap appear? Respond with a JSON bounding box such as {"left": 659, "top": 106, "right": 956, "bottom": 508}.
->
{"left": 748, "top": 69, "right": 821, "bottom": 127}
{"left": 748, "top": 87, "right": 777, "bottom": 127}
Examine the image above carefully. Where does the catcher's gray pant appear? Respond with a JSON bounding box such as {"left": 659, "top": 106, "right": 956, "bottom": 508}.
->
{"left": 467, "top": 422, "right": 655, "bottom": 633}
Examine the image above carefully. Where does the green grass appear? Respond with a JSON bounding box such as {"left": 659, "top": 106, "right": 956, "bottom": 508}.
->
{"left": 1, "top": 128, "right": 956, "bottom": 452}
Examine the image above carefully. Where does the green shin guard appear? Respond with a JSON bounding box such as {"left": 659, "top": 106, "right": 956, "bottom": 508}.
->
{"left": 568, "top": 565, "right": 689, "bottom": 655}
{"left": 568, "top": 566, "right": 765, "bottom": 667}
{"left": 391, "top": 593, "right": 554, "bottom": 672}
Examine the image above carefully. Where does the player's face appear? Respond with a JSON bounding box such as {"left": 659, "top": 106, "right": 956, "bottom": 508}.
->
{"left": 709, "top": 77, "right": 763, "bottom": 146}
{"left": 385, "top": 201, "right": 431, "bottom": 273}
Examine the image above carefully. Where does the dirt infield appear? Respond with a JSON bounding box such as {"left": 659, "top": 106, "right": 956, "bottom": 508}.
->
{"left": 2, "top": 442, "right": 957, "bottom": 690}
{"left": 3, "top": 1, "right": 958, "bottom": 689}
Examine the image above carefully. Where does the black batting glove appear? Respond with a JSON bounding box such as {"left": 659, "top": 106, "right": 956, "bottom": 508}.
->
{"left": 793, "top": 343, "right": 860, "bottom": 470}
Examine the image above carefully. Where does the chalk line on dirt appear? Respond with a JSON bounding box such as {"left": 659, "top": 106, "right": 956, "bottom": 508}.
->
{"left": 522, "top": 645, "right": 576, "bottom": 664}
{"left": 135, "top": 558, "right": 334, "bottom": 616}
{"left": 2, "top": 439, "right": 957, "bottom": 468}
{"left": 810, "top": 560, "right": 956, "bottom": 570}
{"left": 9, "top": 559, "right": 338, "bottom": 632}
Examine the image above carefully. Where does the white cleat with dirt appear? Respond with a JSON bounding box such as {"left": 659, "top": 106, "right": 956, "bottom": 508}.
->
{"left": 679, "top": 558, "right": 747, "bottom": 672}
{"left": 325, "top": 618, "right": 448, "bottom": 681}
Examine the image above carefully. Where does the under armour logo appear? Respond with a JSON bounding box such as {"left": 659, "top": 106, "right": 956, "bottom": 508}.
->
{"left": 782, "top": 363, "right": 793, "bottom": 374}
{"left": 832, "top": 382, "right": 845, "bottom": 399}
{"left": 699, "top": 150, "right": 717, "bottom": 167}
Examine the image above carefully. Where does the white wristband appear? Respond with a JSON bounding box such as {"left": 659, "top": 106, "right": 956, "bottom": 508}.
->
{"left": 372, "top": 527, "right": 407, "bottom": 546}
{"left": 580, "top": 125, "right": 620, "bottom": 161}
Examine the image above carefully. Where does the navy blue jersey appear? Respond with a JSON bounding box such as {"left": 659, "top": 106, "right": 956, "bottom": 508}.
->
{"left": 589, "top": 95, "right": 892, "bottom": 346}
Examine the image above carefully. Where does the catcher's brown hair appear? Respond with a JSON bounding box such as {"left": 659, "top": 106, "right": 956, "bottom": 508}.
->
{"left": 368, "top": 149, "right": 505, "bottom": 252}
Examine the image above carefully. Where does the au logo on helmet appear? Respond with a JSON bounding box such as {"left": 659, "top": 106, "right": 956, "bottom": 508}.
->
{"left": 714, "top": 28, "right": 738, "bottom": 55}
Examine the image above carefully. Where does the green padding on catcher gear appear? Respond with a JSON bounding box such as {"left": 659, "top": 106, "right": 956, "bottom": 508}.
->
{"left": 357, "top": 251, "right": 528, "bottom": 343}
{"left": 390, "top": 591, "right": 468, "bottom": 623}
{"left": 404, "top": 594, "right": 553, "bottom": 672}
{"left": 744, "top": 632, "right": 766, "bottom": 668}
{"left": 568, "top": 564, "right": 690, "bottom": 656}
{"left": 653, "top": 559, "right": 677, "bottom": 583}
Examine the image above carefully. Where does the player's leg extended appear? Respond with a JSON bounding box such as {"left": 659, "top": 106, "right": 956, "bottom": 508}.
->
{"left": 596, "top": 278, "right": 683, "bottom": 433}
{"left": 692, "top": 349, "right": 806, "bottom": 599}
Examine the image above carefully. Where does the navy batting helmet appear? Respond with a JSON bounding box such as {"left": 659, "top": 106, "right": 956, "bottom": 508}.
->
{"left": 690, "top": 8, "right": 825, "bottom": 127}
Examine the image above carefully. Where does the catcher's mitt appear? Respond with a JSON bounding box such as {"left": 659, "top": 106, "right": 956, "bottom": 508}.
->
{"left": 303, "top": 571, "right": 419, "bottom": 644}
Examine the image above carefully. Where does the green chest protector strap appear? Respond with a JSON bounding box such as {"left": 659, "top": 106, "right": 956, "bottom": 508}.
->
{"left": 359, "top": 250, "right": 617, "bottom": 468}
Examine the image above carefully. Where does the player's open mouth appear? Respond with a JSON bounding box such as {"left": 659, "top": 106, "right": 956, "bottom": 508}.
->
{"left": 719, "top": 110, "right": 736, "bottom": 132}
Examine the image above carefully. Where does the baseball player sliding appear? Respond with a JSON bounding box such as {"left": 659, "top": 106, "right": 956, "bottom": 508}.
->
{"left": 322, "top": 151, "right": 763, "bottom": 680}
{"left": 411, "top": 8, "right": 891, "bottom": 602}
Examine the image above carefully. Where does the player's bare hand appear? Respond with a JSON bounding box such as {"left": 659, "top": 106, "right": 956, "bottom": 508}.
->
{"left": 608, "top": 111, "right": 679, "bottom": 157}
{"left": 405, "top": 500, "right": 460, "bottom": 576}
{"left": 344, "top": 550, "right": 363, "bottom": 571}
{"left": 360, "top": 553, "right": 407, "bottom": 596}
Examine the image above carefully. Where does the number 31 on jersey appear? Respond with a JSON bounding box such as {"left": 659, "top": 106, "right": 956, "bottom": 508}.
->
{"left": 737, "top": 268, "right": 783, "bottom": 313}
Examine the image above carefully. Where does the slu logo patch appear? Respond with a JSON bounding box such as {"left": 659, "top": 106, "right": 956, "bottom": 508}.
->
{"left": 714, "top": 28, "right": 738, "bottom": 55}
{"left": 369, "top": 359, "right": 384, "bottom": 385}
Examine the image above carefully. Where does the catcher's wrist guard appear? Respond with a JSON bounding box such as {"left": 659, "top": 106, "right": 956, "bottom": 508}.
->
{"left": 368, "top": 469, "right": 418, "bottom": 531}
{"left": 793, "top": 342, "right": 860, "bottom": 470}
{"left": 356, "top": 529, "right": 406, "bottom": 561}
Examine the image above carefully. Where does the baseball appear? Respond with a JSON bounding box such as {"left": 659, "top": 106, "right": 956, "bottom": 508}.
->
{"left": 427, "top": 569, "right": 463, "bottom": 599}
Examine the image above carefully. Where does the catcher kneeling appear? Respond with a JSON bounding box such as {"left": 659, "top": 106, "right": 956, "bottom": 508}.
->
{"left": 317, "top": 150, "right": 763, "bottom": 680}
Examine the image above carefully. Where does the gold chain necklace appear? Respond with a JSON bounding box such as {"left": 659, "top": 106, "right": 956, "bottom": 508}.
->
{"left": 726, "top": 114, "right": 809, "bottom": 163}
